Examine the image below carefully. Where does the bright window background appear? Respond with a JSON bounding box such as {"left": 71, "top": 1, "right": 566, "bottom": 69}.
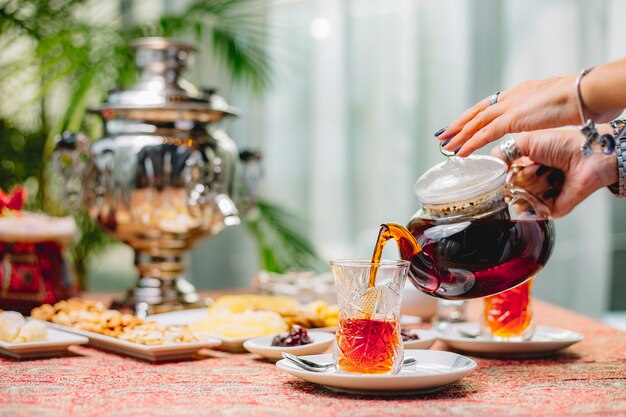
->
{"left": 88, "top": 0, "right": 626, "bottom": 319}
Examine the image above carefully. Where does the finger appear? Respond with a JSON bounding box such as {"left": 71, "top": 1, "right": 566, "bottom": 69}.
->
{"left": 439, "top": 89, "right": 511, "bottom": 141}
{"left": 521, "top": 168, "right": 559, "bottom": 198}
{"left": 491, "top": 141, "right": 532, "bottom": 163}
{"left": 443, "top": 107, "right": 502, "bottom": 153}
{"left": 491, "top": 143, "right": 564, "bottom": 214}
{"left": 454, "top": 113, "right": 514, "bottom": 157}
{"left": 438, "top": 97, "right": 492, "bottom": 140}
{"left": 510, "top": 166, "right": 559, "bottom": 216}
{"left": 512, "top": 165, "right": 561, "bottom": 210}
{"left": 509, "top": 130, "right": 579, "bottom": 171}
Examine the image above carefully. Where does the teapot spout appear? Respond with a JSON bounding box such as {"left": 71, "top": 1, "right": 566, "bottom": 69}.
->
{"left": 371, "top": 223, "right": 442, "bottom": 293}
{"left": 372, "top": 223, "right": 422, "bottom": 262}
{"left": 52, "top": 131, "right": 92, "bottom": 211}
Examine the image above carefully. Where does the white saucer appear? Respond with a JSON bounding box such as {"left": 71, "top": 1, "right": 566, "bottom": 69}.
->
{"left": 436, "top": 322, "right": 584, "bottom": 356}
{"left": 243, "top": 331, "right": 335, "bottom": 360}
{"left": 276, "top": 349, "right": 476, "bottom": 395}
{"left": 0, "top": 328, "right": 88, "bottom": 359}
{"left": 402, "top": 329, "right": 437, "bottom": 349}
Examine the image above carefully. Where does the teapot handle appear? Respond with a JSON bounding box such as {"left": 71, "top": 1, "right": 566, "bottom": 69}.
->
{"left": 52, "top": 131, "right": 92, "bottom": 211}
{"left": 504, "top": 165, "right": 552, "bottom": 219}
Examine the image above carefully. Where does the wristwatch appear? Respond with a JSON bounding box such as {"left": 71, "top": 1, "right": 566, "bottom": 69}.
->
{"left": 609, "top": 119, "right": 626, "bottom": 137}
{"left": 608, "top": 123, "right": 626, "bottom": 197}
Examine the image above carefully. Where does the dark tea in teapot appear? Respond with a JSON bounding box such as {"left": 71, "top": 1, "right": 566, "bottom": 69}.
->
{"left": 370, "top": 155, "right": 554, "bottom": 300}
{"left": 405, "top": 209, "right": 553, "bottom": 298}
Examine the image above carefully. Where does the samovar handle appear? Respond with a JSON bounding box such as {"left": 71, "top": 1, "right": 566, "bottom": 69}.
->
{"left": 52, "top": 131, "right": 92, "bottom": 211}
{"left": 214, "top": 193, "right": 241, "bottom": 227}
{"left": 185, "top": 150, "right": 241, "bottom": 232}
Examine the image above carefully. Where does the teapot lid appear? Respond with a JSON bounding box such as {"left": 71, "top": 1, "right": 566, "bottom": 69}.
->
{"left": 414, "top": 155, "right": 507, "bottom": 206}
{"left": 90, "top": 37, "right": 238, "bottom": 123}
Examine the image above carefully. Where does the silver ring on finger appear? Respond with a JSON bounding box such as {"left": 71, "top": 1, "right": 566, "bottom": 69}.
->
{"left": 489, "top": 91, "right": 501, "bottom": 105}
{"left": 499, "top": 135, "right": 523, "bottom": 164}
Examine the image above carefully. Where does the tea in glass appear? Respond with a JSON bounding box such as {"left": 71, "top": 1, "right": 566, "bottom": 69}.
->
{"left": 331, "top": 259, "right": 408, "bottom": 375}
{"left": 481, "top": 278, "right": 534, "bottom": 341}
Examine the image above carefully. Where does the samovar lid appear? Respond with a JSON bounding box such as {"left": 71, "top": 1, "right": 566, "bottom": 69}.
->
{"left": 90, "top": 37, "right": 238, "bottom": 123}
{"left": 414, "top": 155, "right": 507, "bottom": 206}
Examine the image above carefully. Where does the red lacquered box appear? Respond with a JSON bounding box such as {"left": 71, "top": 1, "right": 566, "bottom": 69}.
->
{"left": 0, "top": 213, "right": 77, "bottom": 314}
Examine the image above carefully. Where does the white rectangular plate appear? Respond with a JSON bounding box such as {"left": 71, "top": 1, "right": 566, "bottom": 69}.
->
{"left": 39, "top": 321, "right": 221, "bottom": 362}
{"left": 0, "top": 327, "right": 88, "bottom": 360}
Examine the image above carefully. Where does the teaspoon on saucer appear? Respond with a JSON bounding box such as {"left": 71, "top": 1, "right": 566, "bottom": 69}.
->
{"left": 282, "top": 352, "right": 417, "bottom": 373}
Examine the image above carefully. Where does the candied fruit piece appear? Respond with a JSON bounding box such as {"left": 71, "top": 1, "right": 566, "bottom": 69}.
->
{"left": 271, "top": 326, "right": 313, "bottom": 347}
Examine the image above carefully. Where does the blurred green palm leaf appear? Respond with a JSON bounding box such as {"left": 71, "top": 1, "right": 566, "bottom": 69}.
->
{"left": 244, "top": 199, "right": 326, "bottom": 273}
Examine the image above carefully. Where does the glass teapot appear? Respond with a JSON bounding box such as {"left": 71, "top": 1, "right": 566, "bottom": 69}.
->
{"left": 379, "top": 155, "right": 555, "bottom": 300}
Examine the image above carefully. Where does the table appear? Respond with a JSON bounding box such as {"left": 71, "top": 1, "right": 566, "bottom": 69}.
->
{"left": 1, "top": 298, "right": 625, "bottom": 417}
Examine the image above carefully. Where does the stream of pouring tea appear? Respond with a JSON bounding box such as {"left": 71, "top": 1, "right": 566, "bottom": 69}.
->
{"left": 368, "top": 223, "right": 423, "bottom": 287}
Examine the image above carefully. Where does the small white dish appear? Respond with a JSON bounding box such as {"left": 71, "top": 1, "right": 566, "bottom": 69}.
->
{"left": 40, "top": 321, "right": 221, "bottom": 362}
{"left": 436, "top": 322, "right": 584, "bottom": 356}
{"left": 402, "top": 329, "right": 437, "bottom": 349}
{"left": 276, "top": 349, "right": 476, "bottom": 395}
{"left": 0, "top": 328, "right": 88, "bottom": 359}
{"left": 243, "top": 331, "right": 335, "bottom": 360}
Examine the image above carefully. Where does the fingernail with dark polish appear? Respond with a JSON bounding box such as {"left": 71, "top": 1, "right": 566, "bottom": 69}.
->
{"left": 547, "top": 170, "right": 565, "bottom": 185}
{"left": 441, "top": 138, "right": 451, "bottom": 146}
{"left": 454, "top": 147, "right": 462, "bottom": 154}
{"left": 535, "top": 165, "right": 550, "bottom": 177}
{"left": 542, "top": 188, "right": 558, "bottom": 200}
{"left": 434, "top": 127, "right": 447, "bottom": 137}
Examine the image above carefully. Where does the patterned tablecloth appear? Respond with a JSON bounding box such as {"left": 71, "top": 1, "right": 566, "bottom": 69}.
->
{"left": 1, "top": 298, "right": 625, "bottom": 417}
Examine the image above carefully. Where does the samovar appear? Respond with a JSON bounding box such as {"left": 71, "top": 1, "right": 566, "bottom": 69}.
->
{"left": 54, "top": 37, "right": 241, "bottom": 315}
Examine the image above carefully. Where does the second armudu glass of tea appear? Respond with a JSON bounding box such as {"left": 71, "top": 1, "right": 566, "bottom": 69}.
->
{"left": 379, "top": 155, "right": 555, "bottom": 300}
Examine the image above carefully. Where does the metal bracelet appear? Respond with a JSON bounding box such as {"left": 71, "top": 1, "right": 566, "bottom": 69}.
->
{"left": 575, "top": 67, "right": 594, "bottom": 125}
{"left": 576, "top": 67, "right": 616, "bottom": 157}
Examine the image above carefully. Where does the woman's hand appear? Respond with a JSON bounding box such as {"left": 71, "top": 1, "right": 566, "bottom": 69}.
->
{"left": 438, "top": 70, "right": 624, "bottom": 157}
{"left": 490, "top": 129, "right": 617, "bottom": 218}
{"left": 439, "top": 75, "right": 582, "bottom": 157}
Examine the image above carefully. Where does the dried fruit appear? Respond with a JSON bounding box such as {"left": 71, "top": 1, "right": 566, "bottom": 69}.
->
{"left": 400, "top": 328, "right": 420, "bottom": 341}
{"left": 271, "top": 326, "right": 312, "bottom": 347}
